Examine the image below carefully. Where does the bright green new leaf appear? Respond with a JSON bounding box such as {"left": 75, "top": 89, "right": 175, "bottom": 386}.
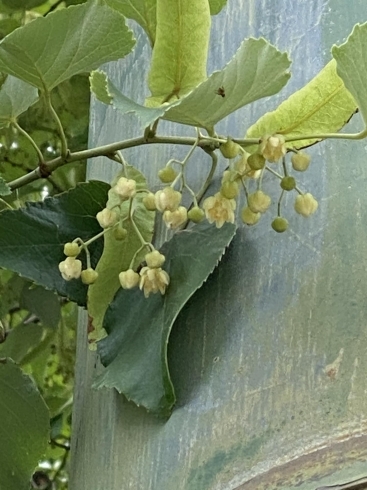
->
{"left": 94, "top": 222, "right": 236, "bottom": 416}
{"left": 332, "top": 23, "right": 367, "bottom": 127}
{"left": 0, "top": 359, "right": 49, "bottom": 490}
{"left": 209, "top": 0, "right": 227, "bottom": 15}
{"left": 147, "top": 0, "right": 211, "bottom": 105}
{"left": 88, "top": 167, "right": 155, "bottom": 343}
{"left": 0, "top": 181, "right": 109, "bottom": 305}
{"left": 0, "top": 2, "right": 135, "bottom": 91}
{"left": 0, "top": 75, "right": 38, "bottom": 128}
{"left": 105, "top": 0, "right": 157, "bottom": 46}
{"left": 0, "top": 176, "right": 11, "bottom": 195}
{"left": 92, "top": 38, "right": 290, "bottom": 131}
{"left": 246, "top": 60, "right": 357, "bottom": 150}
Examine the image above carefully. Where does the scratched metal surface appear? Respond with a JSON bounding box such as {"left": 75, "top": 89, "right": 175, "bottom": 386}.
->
{"left": 69, "top": 1, "right": 367, "bottom": 489}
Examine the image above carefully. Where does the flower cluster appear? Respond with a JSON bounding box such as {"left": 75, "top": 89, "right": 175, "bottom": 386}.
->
{"left": 58, "top": 242, "right": 99, "bottom": 285}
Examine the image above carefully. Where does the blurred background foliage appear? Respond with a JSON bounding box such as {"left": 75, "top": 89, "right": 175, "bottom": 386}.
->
{"left": 0, "top": 1, "right": 89, "bottom": 488}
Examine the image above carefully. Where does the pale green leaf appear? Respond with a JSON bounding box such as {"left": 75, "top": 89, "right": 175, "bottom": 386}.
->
{"left": 0, "top": 75, "right": 38, "bottom": 128}
{"left": 209, "top": 0, "right": 227, "bottom": 15}
{"left": 106, "top": 0, "right": 157, "bottom": 46}
{"left": 147, "top": 0, "right": 211, "bottom": 105}
{"left": 0, "top": 2, "right": 135, "bottom": 91}
{"left": 0, "top": 359, "right": 49, "bottom": 490}
{"left": 87, "top": 166, "right": 155, "bottom": 343}
{"left": 332, "top": 23, "right": 367, "bottom": 126}
{"left": 90, "top": 70, "right": 113, "bottom": 105}
{"left": 2, "top": 0, "right": 45, "bottom": 8}
{"left": 94, "top": 222, "right": 236, "bottom": 416}
{"left": 0, "top": 175, "right": 11, "bottom": 195}
{"left": 246, "top": 60, "right": 357, "bottom": 150}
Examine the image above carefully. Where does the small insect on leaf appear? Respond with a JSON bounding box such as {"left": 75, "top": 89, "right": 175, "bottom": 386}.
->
{"left": 215, "top": 86, "right": 225, "bottom": 98}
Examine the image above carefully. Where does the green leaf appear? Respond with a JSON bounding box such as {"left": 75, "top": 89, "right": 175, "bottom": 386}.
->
{"left": 20, "top": 284, "right": 61, "bottom": 328}
{"left": 97, "top": 38, "right": 291, "bottom": 131}
{"left": 106, "top": 0, "right": 157, "bottom": 46}
{"left": 87, "top": 167, "right": 155, "bottom": 343}
{"left": 0, "top": 2, "right": 135, "bottom": 91}
{"left": 0, "top": 359, "right": 49, "bottom": 490}
{"left": 246, "top": 60, "right": 357, "bottom": 150}
{"left": 2, "top": 0, "right": 45, "bottom": 8}
{"left": 0, "top": 175, "right": 11, "bottom": 195}
{"left": 0, "top": 181, "right": 109, "bottom": 305}
{"left": 0, "top": 75, "right": 38, "bottom": 128}
{"left": 94, "top": 222, "right": 236, "bottom": 416}
{"left": 147, "top": 0, "right": 211, "bottom": 105}
{"left": 0, "top": 323, "right": 44, "bottom": 363}
{"left": 209, "top": 0, "right": 227, "bottom": 15}
{"left": 332, "top": 23, "right": 367, "bottom": 127}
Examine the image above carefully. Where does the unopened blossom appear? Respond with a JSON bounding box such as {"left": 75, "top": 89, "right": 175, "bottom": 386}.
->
{"left": 241, "top": 206, "right": 261, "bottom": 225}
{"left": 145, "top": 250, "right": 165, "bottom": 268}
{"left": 59, "top": 257, "right": 82, "bottom": 281}
{"left": 163, "top": 206, "right": 187, "bottom": 229}
{"left": 155, "top": 187, "right": 182, "bottom": 212}
{"left": 202, "top": 192, "right": 236, "bottom": 228}
{"left": 294, "top": 193, "right": 318, "bottom": 217}
{"left": 96, "top": 208, "right": 118, "bottom": 228}
{"left": 139, "top": 267, "right": 170, "bottom": 298}
{"left": 260, "top": 134, "right": 286, "bottom": 163}
{"left": 119, "top": 269, "right": 140, "bottom": 289}
{"left": 248, "top": 191, "right": 271, "bottom": 213}
{"left": 113, "top": 177, "right": 136, "bottom": 200}
{"left": 81, "top": 268, "right": 99, "bottom": 285}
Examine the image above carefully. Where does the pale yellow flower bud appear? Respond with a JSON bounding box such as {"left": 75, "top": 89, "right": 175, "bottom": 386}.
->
{"left": 260, "top": 134, "right": 286, "bottom": 163}
{"left": 163, "top": 206, "right": 188, "bottom": 229}
{"left": 145, "top": 250, "right": 165, "bottom": 268}
{"left": 142, "top": 192, "right": 157, "bottom": 211}
{"left": 113, "top": 177, "right": 136, "bottom": 200}
{"left": 96, "top": 208, "right": 119, "bottom": 228}
{"left": 63, "top": 242, "right": 80, "bottom": 257}
{"left": 294, "top": 193, "right": 318, "bottom": 217}
{"left": 139, "top": 267, "right": 170, "bottom": 298}
{"left": 119, "top": 269, "right": 140, "bottom": 289}
{"left": 59, "top": 257, "right": 82, "bottom": 281}
{"left": 81, "top": 268, "right": 99, "bottom": 285}
{"left": 241, "top": 206, "right": 261, "bottom": 225}
{"left": 291, "top": 151, "right": 311, "bottom": 171}
{"left": 202, "top": 192, "right": 236, "bottom": 228}
{"left": 155, "top": 187, "right": 182, "bottom": 212}
{"left": 248, "top": 191, "right": 271, "bottom": 213}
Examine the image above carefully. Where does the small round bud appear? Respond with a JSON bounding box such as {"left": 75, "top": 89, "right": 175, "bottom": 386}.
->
{"left": 294, "top": 193, "right": 318, "bottom": 217}
{"left": 221, "top": 169, "right": 238, "bottom": 183}
{"left": 63, "top": 242, "right": 80, "bottom": 257}
{"left": 96, "top": 208, "right": 118, "bottom": 228}
{"left": 155, "top": 187, "right": 182, "bottom": 212}
{"left": 219, "top": 138, "right": 241, "bottom": 159}
{"left": 220, "top": 180, "right": 239, "bottom": 199}
{"left": 59, "top": 257, "right": 82, "bottom": 281}
{"left": 113, "top": 177, "right": 136, "bottom": 200}
{"left": 158, "top": 166, "right": 178, "bottom": 183}
{"left": 241, "top": 206, "right": 261, "bottom": 225}
{"left": 142, "top": 192, "right": 157, "bottom": 211}
{"left": 145, "top": 250, "right": 165, "bottom": 268}
{"left": 163, "top": 206, "right": 188, "bottom": 229}
{"left": 81, "top": 268, "right": 99, "bottom": 285}
{"left": 280, "top": 176, "right": 296, "bottom": 191}
{"left": 247, "top": 153, "right": 266, "bottom": 170}
{"left": 234, "top": 152, "right": 250, "bottom": 175}
{"left": 119, "top": 269, "right": 140, "bottom": 289}
{"left": 271, "top": 217, "right": 288, "bottom": 233}
{"left": 248, "top": 191, "right": 271, "bottom": 213}
{"left": 113, "top": 225, "right": 128, "bottom": 241}
{"left": 260, "top": 134, "right": 286, "bottom": 163}
{"left": 188, "top": 206, "right": 205, "bottom": 223}
{"left": 291, "top": 151, "right": 311, "bottom": 172}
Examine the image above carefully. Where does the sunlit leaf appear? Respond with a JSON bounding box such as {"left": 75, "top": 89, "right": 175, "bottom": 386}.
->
{"left": 0, "top": 75, "right": 38, "bottom": 128}
{"left": 87, "top": 167, "right": 155, "bottom": 343}
{"left": 94, "top": 222, "right": 236, "bottom": 416}
{"left": 246, "top": 60, "right": 357, "bottom": 150}
{"left": 0, "top": 359, "right": 49, "bottom": 490}
{"left": 0, "top": 181, "right": 109, "bottom": 305}
{"left": 332, "top": 23, "right": 367, "bottom": 126}
{"left": 0, "top": 2, "right": 135, "bottom": 91}
{"left": 147, "top": 0, "right": 211, "bottom": 105}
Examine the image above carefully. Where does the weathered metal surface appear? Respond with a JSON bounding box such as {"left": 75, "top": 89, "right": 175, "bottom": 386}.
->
{"left": 69, "top": 1, "right": 367, "bottom": 489}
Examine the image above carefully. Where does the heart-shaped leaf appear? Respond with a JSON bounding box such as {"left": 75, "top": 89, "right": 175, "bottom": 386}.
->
{"left": 94, "top": 222, "right": 236, "bottom": 416}
{"left": 0, "top": 1, "right": 135, "bottom": 91}
{"left": 246, "top": 60, "right": 357, "bottom": 150}
{"left": 0, "top": 359, "right": 49, "bottom": 490}
{"left": 0, "top": 181, "right": 109, "bottom": 305}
